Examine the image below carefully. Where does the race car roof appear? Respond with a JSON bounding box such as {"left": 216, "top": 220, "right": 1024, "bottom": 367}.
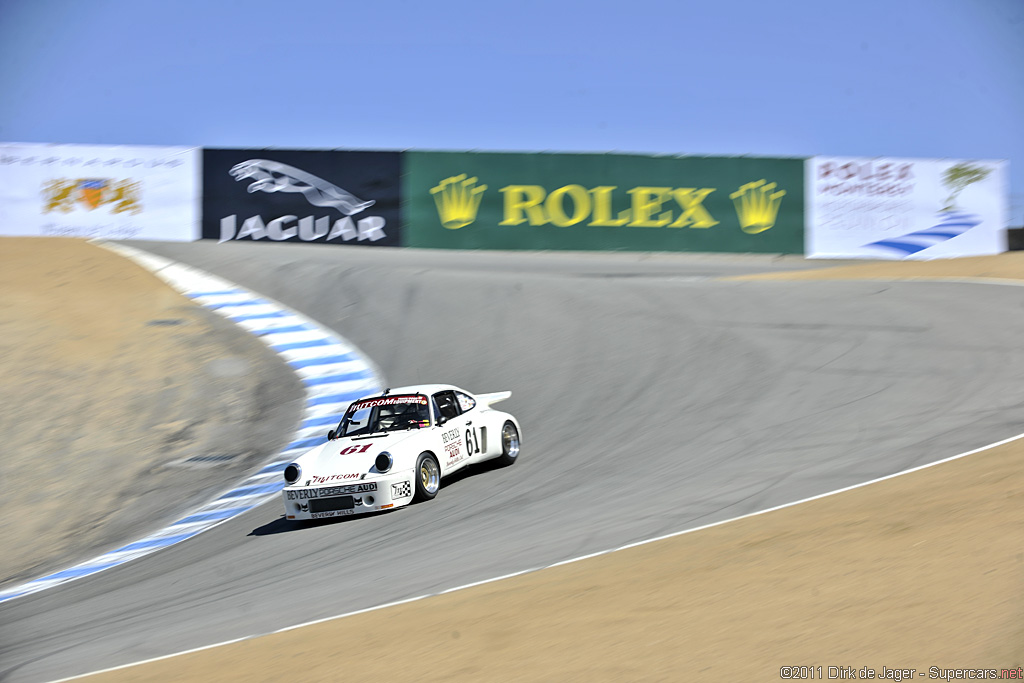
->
{"left": 355, "top": 384, "right": 463, "bottom": 403}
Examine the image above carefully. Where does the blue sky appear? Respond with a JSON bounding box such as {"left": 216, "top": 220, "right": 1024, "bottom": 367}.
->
{"left": 1, "top": 0, "right": 1021, "bottom": 224}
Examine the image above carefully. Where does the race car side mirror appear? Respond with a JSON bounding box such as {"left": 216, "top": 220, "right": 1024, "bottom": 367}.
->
{"left": 327, "top": 430, "right": 336, "bottom": 440}
{"left": 437, "top": 416, "right": 447, "bottom": 426}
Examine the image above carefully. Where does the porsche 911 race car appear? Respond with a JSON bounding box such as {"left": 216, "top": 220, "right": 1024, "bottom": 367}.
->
{"left": 281, "top": 384, "right": 521, "bottom": 521}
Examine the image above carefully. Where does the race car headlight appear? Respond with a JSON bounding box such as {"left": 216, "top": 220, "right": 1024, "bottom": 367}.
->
{"left": 284, "top": 463, "right": 301, "bottom": 484}
{"left": 375, "top": 452, "right": 393, "bottom": 473}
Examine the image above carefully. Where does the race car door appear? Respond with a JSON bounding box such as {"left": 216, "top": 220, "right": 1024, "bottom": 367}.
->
{"left": 452, "top": 389, "right": 493, "bottom": 463}
{"left": 433, "top": 389, "right": 473, "bottom": 474}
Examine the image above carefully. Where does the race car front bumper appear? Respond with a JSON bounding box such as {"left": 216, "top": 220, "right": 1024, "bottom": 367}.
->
{"left": 282, "top": 471, "right": 415, "bottom": 520}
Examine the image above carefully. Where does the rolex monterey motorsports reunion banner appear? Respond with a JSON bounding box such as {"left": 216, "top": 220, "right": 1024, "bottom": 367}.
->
{"left": 403, "top": 152, "right": 805, "bottom": 253}
{"left": 807, "top": 156, "right": 1008, "bottom": 260}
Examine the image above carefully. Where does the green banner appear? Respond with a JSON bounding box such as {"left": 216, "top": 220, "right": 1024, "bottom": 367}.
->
{"left": 403, "top": 151, "right": 805, "bottom": 253}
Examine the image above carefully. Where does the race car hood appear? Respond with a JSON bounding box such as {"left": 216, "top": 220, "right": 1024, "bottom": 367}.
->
{"left": 290, "top": 431, "right": 421, "bottom": 486}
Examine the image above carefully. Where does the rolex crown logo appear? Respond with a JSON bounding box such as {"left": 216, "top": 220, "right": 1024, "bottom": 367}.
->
{"left": 430, "top": 174, "right": 487, "bottom": 229}
{"left": 730, "top": 179, "right": 785, "bottom": 234}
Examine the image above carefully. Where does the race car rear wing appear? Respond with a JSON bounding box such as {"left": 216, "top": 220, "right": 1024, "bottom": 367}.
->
{"left": 476, "top": 391, "right": 511, "bottom": 406}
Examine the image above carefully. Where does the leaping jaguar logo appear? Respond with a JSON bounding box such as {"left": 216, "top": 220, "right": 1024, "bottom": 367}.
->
{"left": 229, "top": 159, "right": 375, "bottom": 216}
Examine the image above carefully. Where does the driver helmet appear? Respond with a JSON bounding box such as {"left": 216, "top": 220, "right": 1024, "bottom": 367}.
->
{"left": 390, "top": 400, "right": 429, "bottom": 427}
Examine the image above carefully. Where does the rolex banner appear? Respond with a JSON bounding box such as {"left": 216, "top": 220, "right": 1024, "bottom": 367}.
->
{"left": 203, "top": 149, "right": 401, "bottom": 247}
{"left": 0, "top": 143, "right": 199, "bottom": 240}
{"left": 403, "top": 151, "right": 804, "bottom": 253}
{"left": 807, "top": 157, "right": 1009, "bottom": 259}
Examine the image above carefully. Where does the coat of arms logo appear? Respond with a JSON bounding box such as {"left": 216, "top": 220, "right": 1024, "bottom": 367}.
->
{"left": 42, "top": 178, "right": 142, "bottom": 214}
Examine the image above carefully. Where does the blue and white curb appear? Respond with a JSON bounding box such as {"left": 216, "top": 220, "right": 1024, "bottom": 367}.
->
{"left": 0, "top": 242, "right": 384, "bottom": 604}
{"left": 862, "top": 211, "right": 982, "bottom": 257}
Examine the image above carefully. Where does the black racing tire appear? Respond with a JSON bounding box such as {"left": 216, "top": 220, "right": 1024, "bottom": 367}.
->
{"left": 413, "top": 452, "right": 441, "bottom": 503}
{"left": 495, "top": 421, "right": 520, "bottom": 467}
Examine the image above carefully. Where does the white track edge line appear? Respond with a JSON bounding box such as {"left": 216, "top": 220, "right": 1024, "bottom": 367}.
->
{"left": 48, "top": 428, "right": 1024, "bottom": 683}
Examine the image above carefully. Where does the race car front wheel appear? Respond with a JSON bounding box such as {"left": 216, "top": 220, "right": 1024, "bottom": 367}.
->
{"left": 414, "top": 452, "right": 441, "bottom": 503}
{"left": 496, "top": 421, "right": 520, "bottom": 467}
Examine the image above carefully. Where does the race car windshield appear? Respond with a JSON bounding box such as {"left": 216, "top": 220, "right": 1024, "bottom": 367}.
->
{"left": 338, "top": 395, "right": 431, "bottom": 436}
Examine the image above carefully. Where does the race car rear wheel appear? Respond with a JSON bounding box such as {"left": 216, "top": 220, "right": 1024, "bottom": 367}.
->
{"left": 414, "top": 452, "right": 441, "bottom": 502}
{"left": 496, "top": 421, "right": 520, "bottom": 466}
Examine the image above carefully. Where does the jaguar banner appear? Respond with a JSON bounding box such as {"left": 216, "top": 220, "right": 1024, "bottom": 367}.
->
{"left": 203, "top": 149, "right": 401, "bottom": 247}
{"left": 403, "top": 151, "right": 804, "bottom": 253}
{"left": 0, "top": 143, "right": 199, "bottom": 240}
{"left": 807, "top": 156, "right": 1008, "bottom": 259}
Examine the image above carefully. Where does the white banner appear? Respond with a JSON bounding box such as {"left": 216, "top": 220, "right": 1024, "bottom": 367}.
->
{"left": 0, "top": 143, "right": 199, "bottom": 241}
{"left": 807, "top": 157, "right": 1008, "bottom": 259}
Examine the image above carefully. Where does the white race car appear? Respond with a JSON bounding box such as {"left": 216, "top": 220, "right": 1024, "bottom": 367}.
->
{"left": 281, "top": 384, "right": 521, "bottom": 521}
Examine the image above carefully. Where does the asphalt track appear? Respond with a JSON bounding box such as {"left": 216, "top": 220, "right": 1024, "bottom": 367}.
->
{"left": 4, "top": 242, "right": 1024, "bottom": 682}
